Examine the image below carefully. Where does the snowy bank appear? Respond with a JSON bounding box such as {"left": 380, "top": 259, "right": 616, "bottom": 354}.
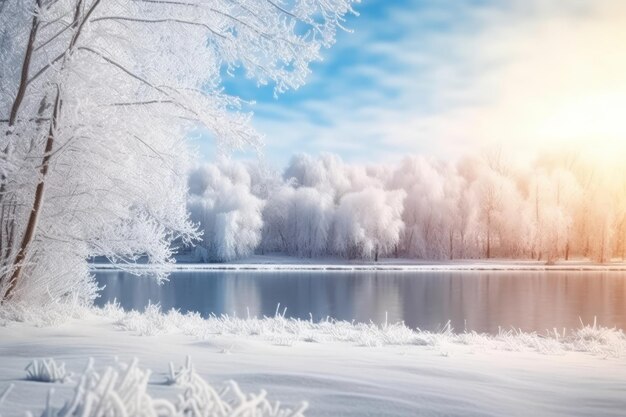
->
{"left": 105, "top": 305, "right": 626, "bottom": 358}
{"left": 5, "top": 303, "right": 624, "bottom": 358}
{"left": 1, "top": 306, "right": 626, "bottom": 417}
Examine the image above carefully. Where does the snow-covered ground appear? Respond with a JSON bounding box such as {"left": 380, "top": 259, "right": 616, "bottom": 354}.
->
{"left": 91, "top": 254, "right": 626, "bottom": 272}
{"left": 1, "top": 305, "right": 625, "bottom": 417}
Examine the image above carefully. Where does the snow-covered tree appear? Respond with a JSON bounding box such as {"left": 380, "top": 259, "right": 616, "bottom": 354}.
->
{"left": 0, "top": 0, "right": 356, "bottom": 304}
{"left": 188, "top": 160, "right": 264, "bottom": 262}
{"left": 389, "top": 156, "right": 455, "bottom": 259}
{"left": 613, "top": 177, "right": 626, "bottom": 260}
{"left": 259, "top": 185, "right": 291, "bottom": 254}
{"left": 524, "top": 168, "right": 582, "bottom": 262}
{"left": 333, "top": 187, "right": 406, "bottom": 261}
{"left": 284, "top": 153, "right": 381, "bottom": 202}
{"left": 183, "top": 149, "right": 626, "bottom": 264}
{"left": 466, "top": 165, "right": 525, "bottom": 259}
{"left": 261, "top": 185, "right": 333, "bottom": 257}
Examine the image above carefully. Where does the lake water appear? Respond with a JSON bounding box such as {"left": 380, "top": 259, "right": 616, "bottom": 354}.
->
{"left": 94, "top": 270, "right": 626, "bottom": 334}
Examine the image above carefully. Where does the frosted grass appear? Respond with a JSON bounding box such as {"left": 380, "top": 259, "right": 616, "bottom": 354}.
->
{"left": 102, "top": 304, "right": 626, "bottom": 358}
{"left": 25, "top": 359, "right": 71, "bottom": 383}
{"left": 22, "top": 358, "right": 307, "bottom": 417}
{"left": 3, "top": 301, "right": 624, "bottom": 358}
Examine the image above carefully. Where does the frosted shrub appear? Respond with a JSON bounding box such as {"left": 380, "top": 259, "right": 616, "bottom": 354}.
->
{"left": 39, "top": 358, "right": 307, "bottom": 417}
{"left": 43, "top": 358, "right": 168, "bottom": 417}
{"left": 172, "top": 357, "right": 309, "bottom": 417}
{"left": 569, "top": 318, "right": 626, "bottom": 357}
{"left": 166, "top": 356, "right": 195, "bottom": 386}
{"left": 25, "top": 359, "right": 71, "bottom": 383}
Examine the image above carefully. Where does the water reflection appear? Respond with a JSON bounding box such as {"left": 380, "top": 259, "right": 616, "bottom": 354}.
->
{"left": 94, "top": 271, "right": 626, "bottom": 334}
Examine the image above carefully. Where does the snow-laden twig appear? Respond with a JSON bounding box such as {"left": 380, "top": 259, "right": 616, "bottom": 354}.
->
{"left": 165, "top": 355, "right": 194, "bottom": 386}
{"left": 25, "top": 359, "right": 71, "bottom": 383}
{"left": 38, "top": 358, "right": 307, "bottom": 417}
{"left": 0, "top": 385, "right": 13, "bottom": 404}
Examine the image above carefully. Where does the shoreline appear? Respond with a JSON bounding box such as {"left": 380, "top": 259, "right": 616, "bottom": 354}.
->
{"left": 89, "top": 261, "right": 626, "bottom": 272}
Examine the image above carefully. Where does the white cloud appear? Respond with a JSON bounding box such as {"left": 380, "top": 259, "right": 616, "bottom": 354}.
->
{"left": 247, "top": 0, "right": 626, "bottom": 166}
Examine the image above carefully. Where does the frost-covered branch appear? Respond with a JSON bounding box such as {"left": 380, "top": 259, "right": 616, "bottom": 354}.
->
{"left": 0, "top": 0, "right": 356, "bottom": 304}
{"left": 90, "top": 16, "right": 227, "bottom": 39}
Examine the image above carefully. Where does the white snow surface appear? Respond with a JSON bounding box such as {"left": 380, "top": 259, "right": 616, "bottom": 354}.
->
{"left": 1, "top": 305, "right": 626, "bottom": 417}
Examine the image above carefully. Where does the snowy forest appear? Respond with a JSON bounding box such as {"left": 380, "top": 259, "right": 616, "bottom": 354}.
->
{"left": 188, "top": 151, "right": 626, "bottom": 264}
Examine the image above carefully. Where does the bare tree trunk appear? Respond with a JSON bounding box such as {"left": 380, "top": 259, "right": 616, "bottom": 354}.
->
{"left": 599, "top": 223, "right": 606, "bottom": 264}
{"left": 460, "top": 231, "right": 465, "bottom": 259}
{"left": 2, "top": 90, "right": 59, "bottom": 302}
{"left": 486, "top": 213, "right": 491, "bottom": 259}
{"left": 7, "top": 2, "right": 40, "bottom": 127}
{"left": 0, "top": 2, "right": 41, "bottom": 293}
{"left": 2, "top": 0, "right": 105, "bottom": 301}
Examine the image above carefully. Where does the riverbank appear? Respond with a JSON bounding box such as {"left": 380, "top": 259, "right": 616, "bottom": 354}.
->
{"left": 1, "top": 306, "right": 625, "bottom": 417}
{"left": 90, "top": 254, "right": 626, "bottom": 272}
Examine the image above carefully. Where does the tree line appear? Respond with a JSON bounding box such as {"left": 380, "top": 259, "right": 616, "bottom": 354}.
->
{"left": 188, "top": 151, "right": 626, "bottom": 263}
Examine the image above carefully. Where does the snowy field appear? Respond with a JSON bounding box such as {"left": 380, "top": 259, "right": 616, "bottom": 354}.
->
{"left": 1, "top": 305, "right": 626, "bottom": 417}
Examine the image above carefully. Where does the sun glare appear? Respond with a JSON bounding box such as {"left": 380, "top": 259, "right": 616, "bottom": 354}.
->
{"left": 533, "top": 92, "right": 626, "bottom": 165}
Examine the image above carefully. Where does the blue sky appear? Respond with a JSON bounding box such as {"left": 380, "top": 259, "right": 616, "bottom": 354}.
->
{"left": 194, "top": 0, "right": 626, "bottom": 167}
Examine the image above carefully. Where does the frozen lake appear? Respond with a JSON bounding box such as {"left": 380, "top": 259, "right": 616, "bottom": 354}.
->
{"left": 94, "top": 270, "right": 626, "bottom": 334}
